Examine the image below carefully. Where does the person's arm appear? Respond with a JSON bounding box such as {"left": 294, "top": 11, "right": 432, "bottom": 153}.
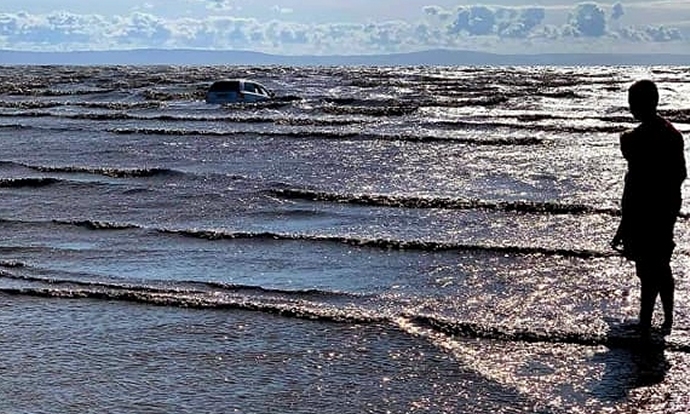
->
{"left": 620, "top": 130, "right": 634, "bottom": 161}
{"left": 675, "top": 132, "right": 686, "bottom": 185}
{"left": 612, "top": 131, "right": 632, "bottom": 249}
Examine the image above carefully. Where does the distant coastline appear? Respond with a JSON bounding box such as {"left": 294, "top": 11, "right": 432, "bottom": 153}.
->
{"left": 1, "top": 48, "right": 689, "bottom": 66}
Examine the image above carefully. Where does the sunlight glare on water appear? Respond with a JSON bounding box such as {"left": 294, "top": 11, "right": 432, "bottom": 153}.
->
{"left": 0, "top": 65, "right": 689, "bottom": 413}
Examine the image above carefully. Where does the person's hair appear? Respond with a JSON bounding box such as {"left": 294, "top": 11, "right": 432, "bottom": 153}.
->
{"left": 628, "top": 79, "right": 659, "bottom": 113}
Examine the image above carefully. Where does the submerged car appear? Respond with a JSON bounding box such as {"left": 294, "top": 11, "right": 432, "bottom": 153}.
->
{"left": 205, "top": 79, "right": 273, "bottom": 104}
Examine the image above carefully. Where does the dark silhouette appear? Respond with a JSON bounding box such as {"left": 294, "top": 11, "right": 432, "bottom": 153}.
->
{"left": 592, "top": 319, "right": 669, "bottom": 401}
{"left": 612, "top": 79, "right": 687, "bottom": 337}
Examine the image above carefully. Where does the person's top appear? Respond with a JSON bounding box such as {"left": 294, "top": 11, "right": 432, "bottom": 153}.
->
{"left": 621, "top": 114, "right": 686, "bottom": 221}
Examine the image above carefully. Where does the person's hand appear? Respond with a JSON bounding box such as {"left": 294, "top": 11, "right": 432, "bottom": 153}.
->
{"left": 611, "top": 222, "right": 625, "bottom": 250}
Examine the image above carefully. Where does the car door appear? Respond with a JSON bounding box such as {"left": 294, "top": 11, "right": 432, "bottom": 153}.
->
{"left": 242, "top": 82, "right": 261, "bottom": 102}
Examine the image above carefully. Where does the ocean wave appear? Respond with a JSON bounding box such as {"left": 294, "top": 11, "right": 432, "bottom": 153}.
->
{"left": 0, "top": 110, "right": 363, "bottom": 126}
{"left": 323, "top": 95, "right": 509, "bottom": 110}
{"left": 1, "top": 272, "right": 686, "bottom": 352}
{"left": 52, "top": 219, "right": 140, "bottom": 231}
{"left": 0, "top": 284, "right": 382, "bottom": 324}
{"left": 40, "top": 88, "right": 117, "bottom": 96}
{"left": 0, "top": 175, "right": 140, "bottom": 190}
{"left": 268, "top": 188, "right": 620, "bottom": 216}
{"left": 0, "top": 124, "right": 32, "bottom": 130}
{"left": 660, "top": 109, "right": 690, "bottom": 124}
{"left": 0, "top": 271, "right": 184, "bottom": 294}
{"left": 0, "top": 123, "right": 88, "bottom": 135}
{"left": 140, "top": 89, "right": 204, "bottom": 101}
{"left": 0, "top": 177, "right": 61, "bottom": 188}
{"left": 2, "top": 87, "right": 116, "bottom": 97}
{"left": 165, "top": 228, "right": 612, "bottom": 258}
{"left": 0, "top": 100, "right": 163, "bottom": 110}
{"left": 403, "top": 314, "right": 689, "bottom": 352}
{"left": 0, "top": 260, "right": 26, "bottom": 268}
{"left": 420, "top": 119, "right": 626, "bottom": 134}
{"left": 0, "top": 266, "right": 367, "bottom": 300}
{"left": 198, "top": 281, "right": 365, "bottom": 299}
{"left": 20, "top": 163, "right": 179, "bottom": 178}
{"left": 106, "top": 127, "right": 543, "bottom": 145}
{"left": 321, "top": 104, "right": 419, "bottom": 117}
{"left": 426, "top": 95, "right": 510, "bottom": 108}
{"left": 33, "top": 217, "right": 614, "bottom": 258}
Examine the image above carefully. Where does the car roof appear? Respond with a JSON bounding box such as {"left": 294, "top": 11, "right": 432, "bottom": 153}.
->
{"left": 210, "top": 79, "right": 265, "bottom": 85}
{"left": 207, "top": 79, "right": 270, "bottom": 95}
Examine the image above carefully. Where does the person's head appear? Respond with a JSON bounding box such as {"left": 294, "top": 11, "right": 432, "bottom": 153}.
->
{"left": 628, "top": 79, "right": 659, "bottom": 121}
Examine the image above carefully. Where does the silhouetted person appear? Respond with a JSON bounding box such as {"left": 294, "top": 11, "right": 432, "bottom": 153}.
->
{"left": 612, "top": 79, "right": 686, "bottom": 336}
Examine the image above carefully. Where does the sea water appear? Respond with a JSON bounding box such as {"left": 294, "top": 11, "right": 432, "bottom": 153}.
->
{"left": 0, "top": 64, "right": 689, "bottom": 413}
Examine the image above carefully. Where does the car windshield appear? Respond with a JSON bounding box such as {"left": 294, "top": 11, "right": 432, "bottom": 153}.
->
{"left": 209, "top": 80, "right": 241, "bottom": 93}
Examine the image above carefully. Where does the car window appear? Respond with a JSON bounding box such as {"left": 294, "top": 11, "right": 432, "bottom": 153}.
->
{"left": 209, "top": 81, "right": 240, "bottom": 93}
{"left": 244, "top": 83, "right": 257, "bottom": 93}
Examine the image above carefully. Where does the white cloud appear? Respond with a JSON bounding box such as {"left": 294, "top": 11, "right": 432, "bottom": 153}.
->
{"left": 567, "top": 3, "right": 607, "bottom": 37}
{"left": 204, "top": 0, "right": 235, "bottom": 10}
{"left": 272, "top": 6, "right": 294, "bottom": 15}
{"left": 611, "top": 3, "right": 624, "bottom": 21}
{"left": 0, "top": 2, "right": 686, "bottom": 55}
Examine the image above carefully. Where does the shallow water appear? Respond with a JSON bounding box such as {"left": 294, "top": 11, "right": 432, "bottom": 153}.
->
{"left": 0, "top": 64, "right": 690, "bottom": 413}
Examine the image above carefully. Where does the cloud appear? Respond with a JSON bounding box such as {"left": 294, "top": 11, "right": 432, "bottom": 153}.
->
{"left": 619, "top": 25, "right": 682, "bottom": 42}
{"left": 172, "top": 17, "right": 266, "bottom": 49}
{"left": 0, "top": 12, "right": 105, "bottom": 46}
{"left": 423, "top": 6, "right": 442, "bottom": 17}
{"left": 560, "top": 2, "right": 683, "bottom": 43}
{"left": 496, "top": 7, "right": 545, "bottom": 38}
{"left": 450, "top": 6, "right": 495, "bottom": 36}
{"left": 611, "top": 3, "right": 624, "bottom": 21}
{"left": 272, "top": 6, "right": 293, "bottom": 15}
{"left": 423, "top": 5, "right": 453, "bottom": 23}
{"left": 567, "top": 3, "right": 607, "bottom": 37}
{"left": 0, "top": 4, "right": 685, "bottom": 55}
{"left": 448, "top": 5, "right": 547, "bottom": 38}
{"left": 204, "top": 0, "right": 234, "bottom": 10}
{"left": 267, "top": 21, "right": 309, "bottom": 45}
{"left": 112, "top": 12, "right": 172, "bottom": 46}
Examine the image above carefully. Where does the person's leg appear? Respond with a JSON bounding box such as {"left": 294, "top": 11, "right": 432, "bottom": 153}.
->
{"left": 636, "top": 260, "right": 658, "bottom": 335}
{"left": 658, "top": 260, "right": 675, "bottom": 331}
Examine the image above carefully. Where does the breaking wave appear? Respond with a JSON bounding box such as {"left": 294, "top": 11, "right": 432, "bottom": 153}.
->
{"left": 268, "top": 188, "right": 620, "bottom": 216}
{"left": 169, "top": 228, "right": 614, "bottom": 258}
{"left": 22, "top": 163, "right": 180, "bottom": 178}
{"left": 0, "top": 280, "right": 381, "bottom": 324}
{"left": 41, "top": 218, "right": 614, "bottom": 258}
{"left": 52, "top": 219, "right": 140, "bottom": 231}
{"left": 0, "top": 100, "right": 164, "bottom": 110}
{"left": 26, "top": 217, "right": 613, "bottom": 258}
{"left": 106, "top": 127, "right": 544, "bottom": 145}
{"left": 420, "top": 119, "right": 627, "bottom": 134}
{"left": 0, "top": 177, "right": 61, "bottom": 188}
{"left": 270, "top": 187, "right": 687, "bottom": 219}
{"left": 1, "top": 268, "right": 686, "bottom": 352}
{"left": 0, "top": 110, "right": 359, "bottom": 126}
{"left": 0, "top": 268, "right": 361, "bottom": 300}
{"left": 404, "top": 314, "right": 690, "bottom": 352}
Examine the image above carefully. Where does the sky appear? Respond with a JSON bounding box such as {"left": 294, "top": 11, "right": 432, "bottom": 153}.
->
{"left": 0, "top": 1, "right": 689, "bottom": 55}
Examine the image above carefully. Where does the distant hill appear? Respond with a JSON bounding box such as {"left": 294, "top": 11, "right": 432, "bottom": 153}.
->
{"left": 1, "top": 48, "right": 689, "bottom": 66}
